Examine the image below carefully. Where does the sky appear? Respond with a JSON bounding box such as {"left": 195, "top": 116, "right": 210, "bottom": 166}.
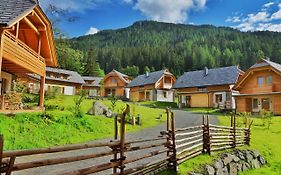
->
{"left": 39, "top": 0, "right": 281, "bottom": 37}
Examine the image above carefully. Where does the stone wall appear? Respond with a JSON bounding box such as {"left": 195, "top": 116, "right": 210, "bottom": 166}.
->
{"left": 190, "top": 150, "right": 266, "bottom": 175}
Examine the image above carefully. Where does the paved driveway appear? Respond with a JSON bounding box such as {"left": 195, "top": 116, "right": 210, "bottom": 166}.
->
{"left": 13, "top": 110, "right": 217, "bottom": 175}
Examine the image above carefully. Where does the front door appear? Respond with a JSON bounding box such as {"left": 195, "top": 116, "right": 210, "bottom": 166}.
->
{"left": 261, "top": 98, "right": 270, "bottom": 111}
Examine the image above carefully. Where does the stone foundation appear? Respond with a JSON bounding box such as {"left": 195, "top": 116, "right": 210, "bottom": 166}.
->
{"left": 190, "top": 150, "right": 266, "bottom": 175}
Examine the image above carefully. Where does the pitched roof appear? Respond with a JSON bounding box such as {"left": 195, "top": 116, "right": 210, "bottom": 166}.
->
{"left": 0, "top": 0, "right": 37, "bottom": 27}
{"left": 45, "top": 67, "right": 85, "bottom": 84}
{"left": 82, "top": 76, "right": 103, "bottom": 87}
{"left": 250, "top": 58, "right": 281, "bottom": 72}
{"left": 173, "top": 66, "right": 242, "bottom": 89}
{"left": 111, "top": 70, "right": 131, "bottom": 84}
{"left": 127, "top": 70, "right": 170, "bottom": 88}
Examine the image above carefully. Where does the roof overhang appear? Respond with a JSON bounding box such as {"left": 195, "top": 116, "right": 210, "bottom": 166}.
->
{"left": 233, "top": 92, "right": 281, "bottom": 97}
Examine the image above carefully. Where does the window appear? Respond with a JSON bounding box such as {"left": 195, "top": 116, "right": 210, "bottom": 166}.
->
{"left": 266, "top": 76, "right": 272, "bottom": 85}
{"left": 163, "top": 91, "right": 168, "bottom": 98}
{"left": 198, "top": 87, "right": 207, "bottom": 92}
{"left": 111, "top": 78, "right": 117, "bottom": 83}
{"left": 253, "top": 99, "right": 258, "bottom": 109}
{"left": 257, "top": 76, "right": 263, "bottom": 87}
{"left": 215, "top": 94, "right": 223, "bottom": 103}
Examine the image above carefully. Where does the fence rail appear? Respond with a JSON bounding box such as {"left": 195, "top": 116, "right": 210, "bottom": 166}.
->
{"left": 0, "top": 107, "right": 251, "bottom": 175}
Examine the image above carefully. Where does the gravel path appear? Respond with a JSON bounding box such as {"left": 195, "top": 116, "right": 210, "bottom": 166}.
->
{"left": 13, "top": 110, "right": 217, "bottom": 175}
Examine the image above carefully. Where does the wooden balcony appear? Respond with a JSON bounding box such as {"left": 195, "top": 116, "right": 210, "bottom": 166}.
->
{"left": 1, "top": 31, "right": 46, "bottom": 76}
{"left": 163, "top": 83, "right": 172, "bottom": 89}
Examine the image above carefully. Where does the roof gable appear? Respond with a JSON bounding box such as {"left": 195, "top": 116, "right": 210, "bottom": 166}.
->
{"left": 104, "top": 70, "right": 131, "bottom": 84}
{"left": 174, "top": 66, "right": 242, "bottom": 89}
{"left": 82, "top": 76, "right": 103, "bottom": 87}
{"left": 0, "top": 0, "right": 37, "bottom": 26}
{"left": 127, "top": 70, "right": 172, "bottom": 88}
{"left": 234, "top": 58, "right": 281, "bottom": 90}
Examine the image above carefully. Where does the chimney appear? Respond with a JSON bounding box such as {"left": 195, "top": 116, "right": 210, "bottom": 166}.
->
{"left": 146, "top": 71, "right": 149, "bottom": 77}
{"left": 204, "top": 67, "right": 208, "bottom": 76}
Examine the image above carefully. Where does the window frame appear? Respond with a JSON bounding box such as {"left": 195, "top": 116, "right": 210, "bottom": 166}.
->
{"left": 266, "top": 76, "right": 272, "bottom": 85}
{"left": 257, "top": 76, "right": 264, "bottom": 87}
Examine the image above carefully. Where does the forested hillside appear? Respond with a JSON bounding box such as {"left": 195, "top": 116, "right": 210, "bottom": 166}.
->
{"left": 57, "top": 20, "right": 281, "bottom": 77}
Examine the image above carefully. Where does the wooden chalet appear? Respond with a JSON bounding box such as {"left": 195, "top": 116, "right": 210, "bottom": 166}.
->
{"left": 127, "top": 70, "right": 176, "bottom": 102}
{"left": 0, "top": 0, "right": 57, "bottom": 110}
{"left": 233, "top": 58, "right": 281, "bottom": 115}
{"left": 174, "top": 66, "right": 243, "bottom": 109}
{"left": 82, "top": 76, "right": 103, "bottom": 97}
{"left": 29, "top": 67, "right": 85, "bottom": 95}
{"left": 101, "top": 70, "right": 131, "bottom": 98}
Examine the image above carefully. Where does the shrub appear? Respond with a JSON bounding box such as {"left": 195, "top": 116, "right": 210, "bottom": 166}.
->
{"left": 260, "top": 109, "right": 273, "bottom": 129}
{"left": 73, "top": 90, "right": 87, "bottom": 118}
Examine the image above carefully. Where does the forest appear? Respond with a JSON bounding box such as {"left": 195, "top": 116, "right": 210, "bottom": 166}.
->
{"left": 56, "top": 20, "right": 281, "bottom": 77}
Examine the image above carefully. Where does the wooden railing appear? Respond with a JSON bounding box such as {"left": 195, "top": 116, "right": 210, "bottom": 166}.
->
{"left": 3, "top": 31, "right": 45, "bottom": 63}
{"left": 0, "top": 106, "right": 252, "bottom": 175}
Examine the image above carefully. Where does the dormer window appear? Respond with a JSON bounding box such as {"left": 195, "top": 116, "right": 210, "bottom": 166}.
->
{"left": 111, "top": 78, "right": 117, "bottom": 83}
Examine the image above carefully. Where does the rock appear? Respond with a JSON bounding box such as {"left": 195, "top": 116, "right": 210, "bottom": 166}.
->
{"left": 242, "top": 163, "right": 250, "bottom": 171}
{"left": 245, "top": 152, "right": 253, "bottom": 162}
{"left": 252, "top": 159, "right": 261, "bottom": 169}
{"left": 87, "top": 101, "right": 115, "bottom": 117}
{"left": 237, "top": 163, "right": 242, "bottom": 172}
{"left": 213, "top": 160, "right": 224, "bottom": 170}
{"left": 205, "top": 165, "right": 215, "bottom": 175}
{"left": 258, "top": 156, "right": 266, "bottom": 165}
{"left": 216, "top": 167, "right": 229, "bottom": 175}
{"left": 189, "top": 173, "right": 203, "bottom": 175}
{"left": 222, "top": 154, "right": 233, "bottom": 165}
{"left": 251, "top": 150, "right": 260, "bottom": 158}
{"left": 237, "top": 151, "right": 245, "bottom": 160}
{"left": 231, "top": 155, "right": 240, "bottom": 162}
{"left": 228, "top": 162, "right": 238, "bottom": 175}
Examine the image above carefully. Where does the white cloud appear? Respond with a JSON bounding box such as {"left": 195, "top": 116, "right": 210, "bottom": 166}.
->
{"left": 85, "top": 27, "right": 99, "bottom": 35}
{"left": 39, "top": 0, "right": 109, "bottom": 13}
{"left": 134, "top": 0, "right": 207, "bottom": 23}
{"left": 123, "top": 0, "right": 133, "bottom": 4}
{"left": 263, "top": 2, "right": 274, "bottom": 8}
{"left": 226, "top": 16, "right": 241, "bottom": 23}
{"left": 226, "top": 2, "right": 281, "bottom": 32}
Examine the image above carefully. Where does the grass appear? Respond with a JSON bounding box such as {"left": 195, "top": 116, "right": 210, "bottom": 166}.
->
{"left": 139, "top": 101, "right": 178, "bottom": 109}
{"left": 0, "top": 95, "right": 166, "bottom": 150}
{"left": 162, "top": 115, "right": 281, "bottom": 175}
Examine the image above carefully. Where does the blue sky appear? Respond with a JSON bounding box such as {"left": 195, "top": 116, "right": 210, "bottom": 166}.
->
{"left": 39, "top": 0, "right": 281, "bottom": 37}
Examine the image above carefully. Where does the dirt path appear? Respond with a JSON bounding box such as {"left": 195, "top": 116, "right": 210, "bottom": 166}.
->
{"left": 13, "top": 110, "right": 217, "bottom": 175}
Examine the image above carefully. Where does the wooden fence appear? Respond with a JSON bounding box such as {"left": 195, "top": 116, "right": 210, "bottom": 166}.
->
{"left": 0, "top": 106, "right": 251, "bottom": 175}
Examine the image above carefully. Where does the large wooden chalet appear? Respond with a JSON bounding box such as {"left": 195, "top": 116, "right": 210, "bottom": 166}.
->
{"left": 101, "top": 70, "right": 131, "bottom": 98}
{"left": 174, "top": 66, "right": 243, "bottom": 109}
{"left": 0, "top": 0, "right": 57, "bottom": 110}
{"left": 127, "top": 70, "right": 176, "bottom": 102}
{"left": 82, "top": 76, "right": 103, "bottom": 97}
{"left": 233, "top": 59, "right": 281, "bottom": 115}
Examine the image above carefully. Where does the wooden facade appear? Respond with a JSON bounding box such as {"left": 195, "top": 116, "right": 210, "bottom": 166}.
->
{"left": 176, "top": 85, "right": 236, "bottom": 108}
{"left": 82, "top": 77, "right": 102, "bottom": 97}
{"left": 0, "top": 2, "right": 57, "bottom": 110}
{"left": 233, "top": 59, "right": 281, "bottom": 115}
{"left": 101, "top": 70, "right": 131, "bottom": 98}
{"left": 129, "top": 70, "right": 176, "bottom": 102}
{"left": 174, "top": 66, "right": 243, "bottom": 109}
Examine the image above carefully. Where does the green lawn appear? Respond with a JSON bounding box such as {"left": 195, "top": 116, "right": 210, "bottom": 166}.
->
{"left": 0, "top": 95, "right": 166, "bottom": 150}
{"left": 163, "top": 116, "right": 281, "bottom": 175}
{"left": 183, "top": 107, "right": 221, "bottom": 115}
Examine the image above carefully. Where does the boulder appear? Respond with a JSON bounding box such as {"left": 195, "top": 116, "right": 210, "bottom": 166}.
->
{"left": 87, "top": 101, "right": 115, "bottom": 117}
{"left": 205, "top": 165, "right": 215, "bottom": 175}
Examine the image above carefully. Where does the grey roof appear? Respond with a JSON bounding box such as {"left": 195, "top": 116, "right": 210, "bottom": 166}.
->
{"left": 45, "top": 67, "right": 85, "bottom": 84}
{"left": 82, "top": 76, "right": 103, "bottom": 87}
{"left": 250, "top": 58, "right": 281, "bottom": 72}
{"left": 127, "top": 70, "right": 168, "bottom": 88}
{"left": 173, "top": 66, "right": 242, "bottom": 89}
{"left": 0, "top": 0, "right": 37, "bottom": 26}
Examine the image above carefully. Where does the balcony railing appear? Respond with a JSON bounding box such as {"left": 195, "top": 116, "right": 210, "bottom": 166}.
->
{"left": 3, "top": 31, "right": 45, "bottom": 63}
{"left": 163, "top": 83, "right": 172, "bottom": 89}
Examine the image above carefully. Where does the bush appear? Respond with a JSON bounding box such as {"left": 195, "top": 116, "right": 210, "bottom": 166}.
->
{"left": 21, "top": 93, "right": 39, "bottom": 103}
{"left": 260, "top": 109, "right": 273, "bottom": 129}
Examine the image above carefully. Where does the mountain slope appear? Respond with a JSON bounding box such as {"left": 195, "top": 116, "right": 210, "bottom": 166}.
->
{"left": 64, "top": 21, "right": 281, "bottom": 76}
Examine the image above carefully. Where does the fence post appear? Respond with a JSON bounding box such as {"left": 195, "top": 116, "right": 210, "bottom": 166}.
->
{"left": 170, "top": 112, "right": 177, "bottom": 171}
{"left": 112, "top": 115, "right": 118, "bottom": 174}
{"left": 202, "top": 115, "right": 211, "bottom": 155}
{"left": 119, "top": 104, "right": 130, "bottom": 174}
{"left": 245, "top": 120, "right": 253, "bottom": 146}
{"left": 166, "top": 107, "right": 171, "bottom": 157}
{"left": 232, "top": 114, "right": 236, "bottom": 148}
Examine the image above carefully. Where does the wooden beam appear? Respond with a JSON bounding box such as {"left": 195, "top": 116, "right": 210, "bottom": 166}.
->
{"left": 23, "top": 17, "right": 39, "bottom": 35}
{"left": 0, "top": 29, "right": 4, "bottom": 73}
{"left": 16, "top": 22, "right": 20, "bottom": 39}
{"left": 38, "top": 33, "right": 42, "bottom": 56}
{"left": 39, "top": 75, "right": 45, "bottom": 108}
